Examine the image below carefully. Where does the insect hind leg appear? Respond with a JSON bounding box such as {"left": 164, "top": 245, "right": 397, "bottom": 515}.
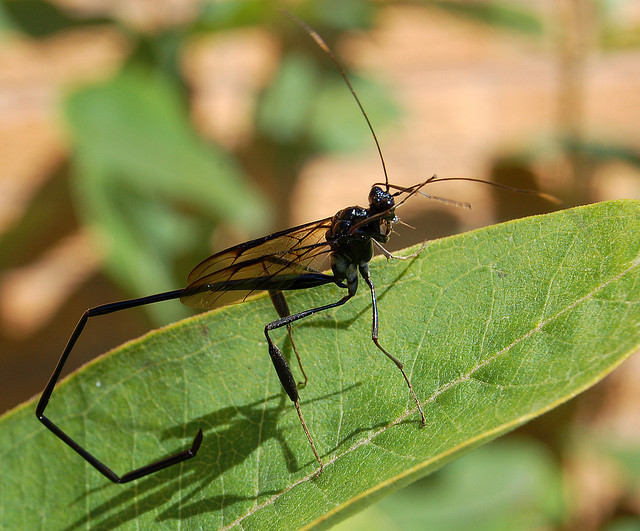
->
{"left": 36, "top": 290, "right": 203, "bottom": 483}
{"left": 269, "top": 290, "right": 307, "bottom": 388}
{"left": 264, "top": 292, "right": 353, "bottom": 475}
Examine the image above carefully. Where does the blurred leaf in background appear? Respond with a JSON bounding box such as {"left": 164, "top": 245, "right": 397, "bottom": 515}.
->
{"left": 0, "top": 0, "right": 396, "bottom": 328}
{"left": 334, "top": 438, "right": 565, "bottom": 530}
{"left": 0, "top": 0, "right": 395, "bottom": 413}
{"left": 66, "top": 67, "right": 270, "bottom": 323}
{"left": 1, "top": 0, "right": 109, "bottom": 36}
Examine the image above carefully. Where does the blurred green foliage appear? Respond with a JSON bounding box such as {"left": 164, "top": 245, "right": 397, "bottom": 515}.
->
{"left": 334, "top": 438, "right": 565, "bottom": 530}
{"left": 0, "top": 0, "right": 398, "bottom": 324}
{"left": 65, "top": 68, "right": 270, "bottom": 322}
{"left": 430, "top": 0, "right": 543, "bottom": 34}
{"left": 2, "top": 0, "right": 638, "bottom": 318}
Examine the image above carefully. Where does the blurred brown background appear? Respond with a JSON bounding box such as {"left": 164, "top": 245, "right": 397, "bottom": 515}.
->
{"left": 1, "top": 1, "right": 639, "bottom": 528}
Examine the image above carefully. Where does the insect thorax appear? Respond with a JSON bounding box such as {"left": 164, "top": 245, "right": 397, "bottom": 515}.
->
{"left": 326, "top": 206, "right": 377, "bottom": 268}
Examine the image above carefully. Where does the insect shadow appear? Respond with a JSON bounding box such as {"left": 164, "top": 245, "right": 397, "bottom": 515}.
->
{"left": 67, "top": 382, "right": 382, "bottom": 530}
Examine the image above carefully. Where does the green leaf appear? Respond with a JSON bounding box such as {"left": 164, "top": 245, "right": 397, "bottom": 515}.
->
{"left": 306, "top": 0, "right": 377, "bottom": 30}
{"left": 334, "top": 437, "right": 566, "bottom": 530}
{"left": 195, "top": 0, "right": 272, "bottom": 30}
{"left": 66, "top": 67, "right": 271, "bottom": 323}
{"left": 2, "top": 200, "right": 639, "bottom": 528}
{"left": 258, "top": 52, "right": 399, "bottom": 152}
{"left": 309, "top": 74, "right": 400, "bottom": 153}
{"left": 257, "top": 52, "right": 320, "bottom": 143}
{"left": 431, "top": 1, "right": 543, "bottom": 35}
{"left": 0, "top": 0, "right": 110, "bottom": 38}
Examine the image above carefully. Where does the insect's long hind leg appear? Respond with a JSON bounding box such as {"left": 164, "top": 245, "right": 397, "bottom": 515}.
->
{"left": 269, "top": 290, "right": 307, "bottom": 387}
{"left": 359, "top": 265, "right": 427, "bottom": 426}
{"left": 36, "top": 290, "right": 203, "bottom": 484}
{"left": 265, "top": 293, "right": 353, "bottom": 475}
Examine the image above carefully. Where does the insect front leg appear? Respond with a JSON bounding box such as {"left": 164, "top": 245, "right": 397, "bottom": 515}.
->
{"left": 358, "top": 264, "right": 427, "bottom": 426}
{"left": 264, "top": 292, "right": 353, "bottom": 475}
{"left": 373, "top": 238, "right": 427, "bottom": 261}
{"left": 268, "top": 290, "right": 307, "bottom": 387}
{"left": 36, "top": 290, "right": 203, "bottom": 484}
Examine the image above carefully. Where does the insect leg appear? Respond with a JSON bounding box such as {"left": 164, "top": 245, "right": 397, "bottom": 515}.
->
{"left": 269, "top": 290, "right": 307, "bottom": 387}
{"left": 359, "top": 265, "right": 427, "bottom": 426}
{"left": 36, "top": 290, "right": 203, "bottom": 484}
{"left": 373, "top": 239, "right": 427, "bottom": 261}
{"left": 265, "top": 293, "right": 353, "bottom": 474}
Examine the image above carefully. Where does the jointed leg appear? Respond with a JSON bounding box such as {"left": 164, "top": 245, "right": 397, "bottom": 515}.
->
{"left": 265, "top": 293, "right": 353, "bottom": 475}
{"left": 36, "top": 289, "right": 203, "bottom": 484}
{"left": 373, "top": 239, "right": 427, "bottom": 261}
{"left": 269, "top": 290, "right": 307, "bottom": 387}
{"left": 359, "top": 265, "right": 426, "bottom": 426}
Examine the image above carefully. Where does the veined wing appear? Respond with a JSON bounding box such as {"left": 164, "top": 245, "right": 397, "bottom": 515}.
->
{"left": 181, "top": 217, "right": 335, "bottom": 309}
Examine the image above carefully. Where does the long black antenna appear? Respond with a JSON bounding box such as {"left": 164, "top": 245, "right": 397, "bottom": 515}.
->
{"left": 282, "top": 10, "right": 390, "bottom": 190}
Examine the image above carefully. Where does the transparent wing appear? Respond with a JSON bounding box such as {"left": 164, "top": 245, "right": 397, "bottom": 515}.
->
{"left": 181, "top": 217, "right": 335, "bottom": 309}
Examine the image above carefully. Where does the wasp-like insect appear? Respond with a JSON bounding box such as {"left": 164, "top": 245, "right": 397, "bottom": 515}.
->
{"left": 37, "top": 13, "right": 548, "bottom": 483}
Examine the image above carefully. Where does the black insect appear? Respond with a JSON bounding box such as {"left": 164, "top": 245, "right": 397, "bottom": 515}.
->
{"left": 36, "top": 14, "right": 548, "bottom": 484}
